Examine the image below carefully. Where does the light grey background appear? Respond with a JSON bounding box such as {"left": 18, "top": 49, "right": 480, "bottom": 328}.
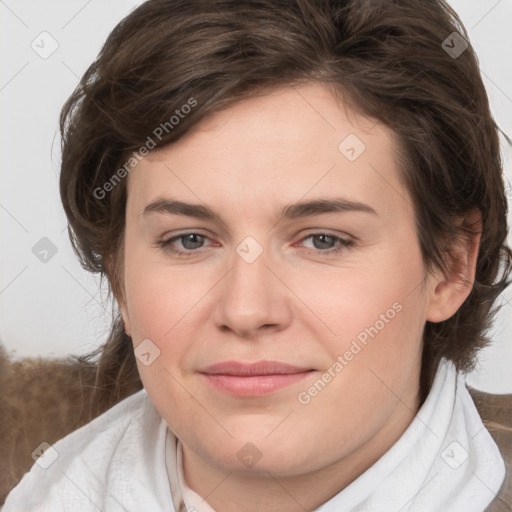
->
{"left": 1, "top": 0, "right": 511, "bottom": 392}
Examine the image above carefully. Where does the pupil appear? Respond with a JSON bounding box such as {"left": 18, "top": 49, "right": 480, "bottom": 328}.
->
{"left": 183, "top": 234, "right": 203, "bottom": 250}
{"left": 314, "top": 234, "right": 333, "bottom": 250}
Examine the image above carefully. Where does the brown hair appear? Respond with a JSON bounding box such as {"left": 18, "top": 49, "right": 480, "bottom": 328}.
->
{"left": 59, "top": 0, "right": 511, "bottom": 417}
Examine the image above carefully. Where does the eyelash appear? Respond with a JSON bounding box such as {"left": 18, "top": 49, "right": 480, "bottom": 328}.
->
{"left": 157, "top": 231, "right": 354, "bottom": 257}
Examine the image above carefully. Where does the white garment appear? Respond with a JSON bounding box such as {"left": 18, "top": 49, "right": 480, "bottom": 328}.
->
{"left": 3, "top": 389, "right": 173, "bottom": 512}
{"left": 3, "top": 359, "right": 505, "bottom": 512}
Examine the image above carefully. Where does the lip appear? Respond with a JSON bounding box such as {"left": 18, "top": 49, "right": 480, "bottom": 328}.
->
{"left": 199, "top": 360, "right": 315, "bottom": 397}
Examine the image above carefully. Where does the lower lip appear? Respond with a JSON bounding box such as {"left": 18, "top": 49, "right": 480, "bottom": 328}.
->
{"left": 201, "top": 372, "right": 314, "bottom": 397}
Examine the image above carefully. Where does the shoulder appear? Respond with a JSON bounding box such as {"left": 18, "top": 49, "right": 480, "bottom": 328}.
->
{"left": 468, "top": 387, "right": 512, "bottom": 512}
{"left": 2, "top": 388, "right": 159, "bottom": 511}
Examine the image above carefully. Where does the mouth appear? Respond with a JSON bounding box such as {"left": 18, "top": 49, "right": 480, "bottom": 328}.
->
{"left": 199, "top": 360, "right": 316, "bottom": 397}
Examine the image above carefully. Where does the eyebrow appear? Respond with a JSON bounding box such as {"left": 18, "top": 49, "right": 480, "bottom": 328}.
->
{"left": 142, "top": 197, "right": 377, "bottom": 223}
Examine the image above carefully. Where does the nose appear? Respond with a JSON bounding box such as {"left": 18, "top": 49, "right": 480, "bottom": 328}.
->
{"left": 213, "top": 245, "right": 292, "bottom": 339}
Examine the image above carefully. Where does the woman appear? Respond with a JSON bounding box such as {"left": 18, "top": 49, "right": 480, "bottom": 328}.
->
{"left": 4, "top": 0, "right": 511, "bottom": 510}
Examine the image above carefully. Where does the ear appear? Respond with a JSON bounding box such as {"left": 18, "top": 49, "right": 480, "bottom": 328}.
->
{"left": 426, "top": 209, "right": 482, "bottom": 323}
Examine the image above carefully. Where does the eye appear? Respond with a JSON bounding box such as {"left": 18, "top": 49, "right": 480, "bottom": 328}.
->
{"left": 297, "top": 233, "right": 353, "bottom": 255}
{"left": 158, "top": 232, "right": 213, "bottom": 256}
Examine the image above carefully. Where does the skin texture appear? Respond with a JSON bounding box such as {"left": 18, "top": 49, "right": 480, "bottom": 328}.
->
{"left": 118, "top": 83, "right": 479, "bottom": 512}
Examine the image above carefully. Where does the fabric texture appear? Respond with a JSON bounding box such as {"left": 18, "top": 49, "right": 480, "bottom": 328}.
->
{"left": 3, "top": 390, "right": 173, "bottom": 512}
{"left": 469, "top": 387, "right": 512, "bottom": 512}
{"left": 3, "top": 359, "right": 506, "bottom": 512}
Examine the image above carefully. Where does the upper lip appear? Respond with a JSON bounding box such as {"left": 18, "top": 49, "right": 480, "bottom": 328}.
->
{"left": 200, "top": 360, "right": 313, "bottom": 376}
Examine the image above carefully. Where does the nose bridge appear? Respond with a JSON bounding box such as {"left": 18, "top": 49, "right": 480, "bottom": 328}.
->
{"left": 213, "top": 238, "right": 290, "bottom": 336}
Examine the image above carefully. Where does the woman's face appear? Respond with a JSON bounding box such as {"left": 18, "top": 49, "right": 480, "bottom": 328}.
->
{"left": 119, "top": 82, "right": 442, "bottom": 477}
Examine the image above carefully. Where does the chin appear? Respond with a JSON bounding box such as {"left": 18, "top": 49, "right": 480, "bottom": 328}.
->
{"left": 194, "top": 428, "right": 322, "bottom": 477}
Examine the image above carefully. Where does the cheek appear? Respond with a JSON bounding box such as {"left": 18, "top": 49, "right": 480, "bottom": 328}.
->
{"left": 320, "top": 255, "right": 427, "bottom": 393}
{"left": 308, "top": 280, "right": 424, "bottom": 382}
{"left": 299, "top": 253, "right": 426, "bottom": 353}
{"left": 123, "top": 241, "right": 209, "bottom": 340}
{"left": 301, "top": 252, "right": 428, "bottom": 413}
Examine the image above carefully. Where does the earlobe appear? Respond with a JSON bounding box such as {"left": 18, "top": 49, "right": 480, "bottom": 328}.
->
{"left": 425, "top": 270, "right": 472, "bottom": 323}
{"left": 426, "top": 210, "right": 482, "bottom": 323}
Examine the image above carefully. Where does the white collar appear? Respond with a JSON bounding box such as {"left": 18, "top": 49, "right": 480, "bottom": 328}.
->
{"left": 165, "top": 359, "right": 505, "bottom": 512}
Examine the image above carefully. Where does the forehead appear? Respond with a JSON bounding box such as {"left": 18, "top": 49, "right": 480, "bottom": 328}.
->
{"left": 126, "top": 82, "right": 410, "bottom": 224}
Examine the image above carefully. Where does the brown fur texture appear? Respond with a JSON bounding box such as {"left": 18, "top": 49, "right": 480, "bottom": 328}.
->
{"left": 0, "top": 342, "right": 137, "bottom": 504}
{"left": 0, "top": 342, "right": 510, "bottom": 509}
